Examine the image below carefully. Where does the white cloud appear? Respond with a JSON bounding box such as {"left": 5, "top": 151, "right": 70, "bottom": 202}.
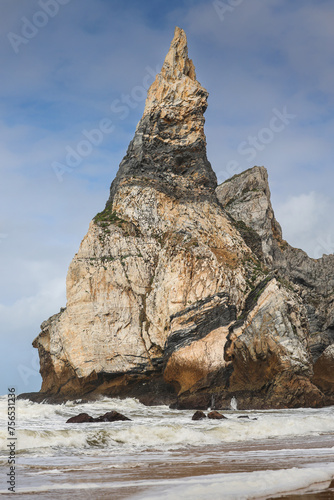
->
{"left": 0, "top": 276, "right": 66, "bottom": 394}
{"left": 0, "top": 277, "right": 66, "bottom": 333}
{"left": 274, "top": 192, "right": 334, "bottom": 258}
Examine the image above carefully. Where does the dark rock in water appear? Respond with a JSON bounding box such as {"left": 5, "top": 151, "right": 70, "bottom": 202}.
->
{"left": 66, "top": 411, "right": 131, "bottom": 423}
{"left": 237, "top": 415, "right": 258, "bottom": 421}
{"left": 208, "top": 411, "right": 227, "bottom": 420}
{"left": 92, "top": 411, "right": 131, "bottom": 422}
{"left": 66, "top": 413, "right": 93, "bottom": 423}
{"left": 192, "top": 410, "right": 207, "bottom": 420}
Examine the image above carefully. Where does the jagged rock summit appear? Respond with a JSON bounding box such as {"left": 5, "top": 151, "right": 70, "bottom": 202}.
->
{"left": 108, "top": 26, "right": 216, "bottom": 204}
{"left": 30, "top": 28, "right": 334, "bottom": 409}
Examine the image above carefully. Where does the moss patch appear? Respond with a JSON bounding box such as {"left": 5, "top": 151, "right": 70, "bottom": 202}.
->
{"left": 94, "top": 205, "right": 142, "bottom": 238}
{"left": 94, "top": 205, "right": 127, "bottom": 226}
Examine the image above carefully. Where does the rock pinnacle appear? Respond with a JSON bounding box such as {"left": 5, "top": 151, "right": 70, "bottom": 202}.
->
{"left": 107, "top": 26, "right": 217, "bottom": 203}
{"left": 31, "top": 28, "right": 334, "bottom": 410}
{"left": 161, "top": 26, "right": 196, "bottom": 81}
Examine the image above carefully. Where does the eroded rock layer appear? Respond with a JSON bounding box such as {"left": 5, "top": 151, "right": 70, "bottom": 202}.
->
{"left": 31, "top": 28, "right": 334, "bottom": 409}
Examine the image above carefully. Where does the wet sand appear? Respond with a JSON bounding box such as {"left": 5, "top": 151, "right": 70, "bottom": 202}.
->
{"left": 270, "top": 479, "right": 334, "bottom": 499}
{"left": 8, "top": 434, "right": 334, "bottom": 499}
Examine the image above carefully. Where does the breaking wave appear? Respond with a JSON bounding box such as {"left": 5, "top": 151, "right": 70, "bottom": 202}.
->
{"left": 0, "top": 396, "right": 333, "bottom": 456}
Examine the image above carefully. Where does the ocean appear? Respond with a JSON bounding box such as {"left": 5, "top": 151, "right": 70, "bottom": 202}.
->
{"left": 0, "top": 395, "right": 334, "bottom": 499}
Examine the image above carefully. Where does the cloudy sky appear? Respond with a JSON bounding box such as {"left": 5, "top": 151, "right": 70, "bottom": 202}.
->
{"left": 1, "top": 0, "right": 334, "bottom": 394}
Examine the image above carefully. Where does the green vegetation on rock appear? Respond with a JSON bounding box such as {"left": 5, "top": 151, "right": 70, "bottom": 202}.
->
{"left": 94, "top": 205, "right": 127, "bottom": 226}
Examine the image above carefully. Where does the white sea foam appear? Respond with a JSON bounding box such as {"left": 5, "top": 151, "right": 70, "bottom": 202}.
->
{"left": 129, "top": 465, "right": 334, "bottom": 500}
{"left": 1, "top": 397, "right": 334, "bottom": 455}
{"left": 230, "top": 396, "right": 238, "bottom": 410}
{"left": 0, "top": 396, "right": 333, "bottom": 498}
{"left": 0, "top": 465, "right": 332, "bottom": 498}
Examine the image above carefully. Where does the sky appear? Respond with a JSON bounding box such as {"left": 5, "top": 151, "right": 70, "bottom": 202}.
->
{"left": 1, "top": 0, "right": 334, "bottom": 394}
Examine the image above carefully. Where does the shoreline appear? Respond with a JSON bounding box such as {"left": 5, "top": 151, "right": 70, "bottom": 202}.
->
{"left": 2, "top": 396, "right": 333, "bottom": 499}
{"left": 17, "top": 391, "right": 334, "bottom": 411}
{"left": 2, "top": 435, "right": 333, "bottom": 499}
{"left": 3, "top": 465, "right": 334, "bottom": 500}
{"left": 269, "top": 479, "right": 334, "bottom": 499}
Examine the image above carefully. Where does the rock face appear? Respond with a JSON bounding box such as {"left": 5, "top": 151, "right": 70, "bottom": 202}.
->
{"left": 216, "top": 166, "right": 282, "bottom": 264}
{"left": 66, "top": 411, "right": 131, "bottom": 423}
{"left": 192, "top": 410, "right": 206, "bottom": 421}
{"left": 66, "top": 413, "right": 93, "bottom": 423}
{"left": 32, "top": 27, "right": 334, "bottom": 409}
{"left": 207, "top": 411, "right": 227, "bottom": 420}
{"left": 216, "top": 167, "right": 334, "bottom": 407}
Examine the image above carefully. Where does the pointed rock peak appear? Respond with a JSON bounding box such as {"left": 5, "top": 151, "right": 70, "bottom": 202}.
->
{"left": 161, "top": 27, "right": 196, "bottom": 81}
{"left": 107, "top": 27, "right": 217, "bottom": 204}
{"left": 143, "top": 26, "right": 208, "bottom": 132}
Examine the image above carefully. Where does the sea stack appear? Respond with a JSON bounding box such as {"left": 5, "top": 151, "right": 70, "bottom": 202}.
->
{"left": 32, "top": 27, "right": 334, "bottom": 409}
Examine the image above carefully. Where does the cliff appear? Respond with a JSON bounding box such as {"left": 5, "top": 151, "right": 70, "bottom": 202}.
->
{"left": 216, "top": 167, "right": 334, "bottom": 406}
{"left": 31, "top": 27, "right": 334, "bottom": 409}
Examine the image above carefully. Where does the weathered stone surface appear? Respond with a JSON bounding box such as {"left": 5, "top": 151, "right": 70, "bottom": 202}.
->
{"left": 92, "top": 411, "right": 131, "bottom": 422}
{"left": 31, "top": 27, "right": 333, "bottom": 409}
{"left": 171, "top": 277, "right": 327, "bottom": 410}
{"left": 216, "top": 165, "right": 334, "bottom": 405}
{"left": 216, "top": 166, "right": 284, "bottom": 264}
{"left": 66, "top": 413, "right": 93, "bottom": 423}
{"left": 207, "top": 411, "right": 227, "bottom": 419}
{"left": 108, "top": 26, "right": 217, "bottom": 205}
{"left": 312, "top": 344, "right": 334, "bottom": 394}
{"left": 192, "top": 410, "right": 207, "bottom": 420}
{"left": 33, "top": 27, "right": 254, "bottom": 401}
{"left": 225, "top": 278, "right": 312, "bottom": 393}
{"left": 216, "top": 166, "right": 334, "bottom": 359}
{"left": 66, "top": 411, "right": 131, "bottom": 423}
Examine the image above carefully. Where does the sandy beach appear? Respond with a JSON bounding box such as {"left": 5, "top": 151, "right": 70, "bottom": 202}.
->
{"left": 1, "top": 397, "right": 334, "bottom": 499}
